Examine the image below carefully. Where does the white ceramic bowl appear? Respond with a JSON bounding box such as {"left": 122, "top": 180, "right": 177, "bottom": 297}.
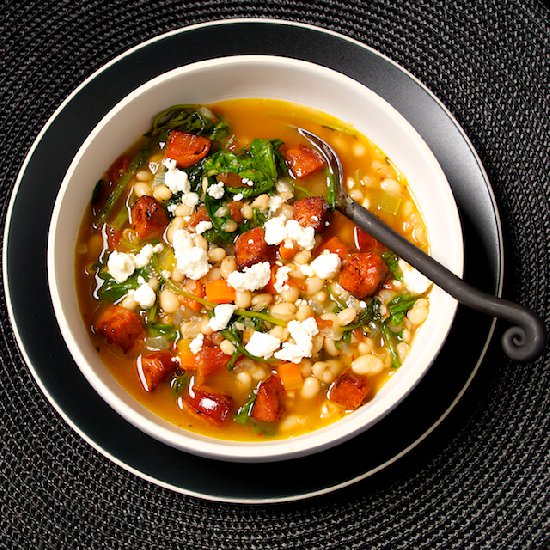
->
{"left": 48, "top": 55, "right": 464, "bottom": 462}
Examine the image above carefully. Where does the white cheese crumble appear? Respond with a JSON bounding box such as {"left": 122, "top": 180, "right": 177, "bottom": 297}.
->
{"left": 244, "top": 331, "right": 282, "bottom": 359}
{"left": 172, "top": 229, "right": 210, "bottom": 280}
{"left": 181, "top": 192, "right": 199, "bottom": 208}
{"left": 189, "top": 333, "right": 204, "bottom": 354}
{"left": 227, "top": 262, "right": 271, "bottom": 292}
{"left": 107, "top": 251, "right": 135, "bottom": 283}
{"left": 194, "top": 220, "right": 213, "bottom": 234}
{"left": 208, "top": 304, "right": 237, "bottom": 331}
{"left": 268, "top": 195, "right": 283, "bottom": 212}
{"left": 133, "top": 281, "right": 156, "bottom": 309}
{"left": 264, "top": 215, "right": 316, "bottom": 251}
{"left": 274, "top": 318, "right": 319, "bottom": 364}
{"left": 233, "top": 193, "right": 244, "bottom": 201}
{"left": 310, "top": 251, "right": 341, "bottom": 280}
{"left": 298, "top": 263, "right": 314, "bottom": 277}
{"left": 398, "top": 260, "right": 432, "bottom": 294}
{"left": 162, "top": 158, "right": 190, "bottom": 194}
{"left": 207, "top": 181, "right": 225, "bottom": 199}
{"left": 133, "top": 243, "right": 164, "bottom": 268}
{"left": 274, "top": 265, "right": 291, "bottom": 293}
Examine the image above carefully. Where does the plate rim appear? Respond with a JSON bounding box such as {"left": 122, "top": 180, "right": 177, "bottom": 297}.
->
{"left": 2, "top": 17, "right": 504, "bottom": 504}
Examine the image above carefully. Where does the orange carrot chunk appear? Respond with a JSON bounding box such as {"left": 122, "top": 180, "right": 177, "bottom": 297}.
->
{"left": 277, "top": 362, "right": 303, "bottom": 391}
{"left": 205, "top": 280, "right": 236, "bottom": 304}
{"left": 317, "top": 236, "right": 351, "bottom": 260}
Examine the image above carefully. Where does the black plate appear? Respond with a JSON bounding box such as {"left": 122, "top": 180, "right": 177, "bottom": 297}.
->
{"left": 4, "top": 20, "right": 502, "bottom": 503}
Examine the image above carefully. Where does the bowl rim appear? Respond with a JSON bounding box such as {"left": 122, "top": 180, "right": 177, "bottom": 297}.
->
{"left": 46, "top": 53, "right": 464, "bottom": 462}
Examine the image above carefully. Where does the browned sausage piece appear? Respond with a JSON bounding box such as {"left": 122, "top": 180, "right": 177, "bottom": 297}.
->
{"left": 338, "top": 253, "right": 389, "bottom": 299}
{"left": 329, "top": 369, "right": 370, "bottom": 410}
{"left": 130, "top": 196, "right": 169, "bottom": 239}
{"left": 137, "top": 351, "right": 178, "bottom": 392}
{"left": 93, "top": 305, "right": 144, "bottom": 353}
{"left": 235, "top": 227, "right": 275, "bottom": 269}
{"left": 188, "top": 205, "right": 210, "bottom": 228}
{"left": 252, "top": 375, "right": 285, "bottom": 423}
{"left": 183, "top": 385, "right": 234, "bottom": 426}
{"left": 293, "top": 196, "right": 331, "bottom": 232}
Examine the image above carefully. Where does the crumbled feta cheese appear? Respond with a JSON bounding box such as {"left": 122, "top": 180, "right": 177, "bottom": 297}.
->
{"left": 264, "top": 215, "right": 316, "bottom": 250}
{"left": 181, "top": 192, "right": 199, "bottom": 208}
{"left": 268, "top": 195, "right": 283, "bottom": 212}
{"left": 285, "top": 220, "right": 316, "bottom": 250}
{"left": 398, "top": 260, "right": 432, "bottom": 294}
{"left": 194, "top": 221, "right": 213, "bottom": 234}
{"left": 172, "top": 229, "right": 210, "bottom": 280}
{"left": 310, "top": 251, "right": 341, "bottom": 280}
{"left": 164, "top": 164, "right": 190, "bottom": 194}
{"left": 264, "top": 215, "right": 288, "bottom": 245}
{"left": 298, "top": 263, "right": 314, "bottom": 277}
{"left": 189, "top": 333, "right": 204, "bottom": 354}
{"left": 242, "top": 177, "right": 253, "bottom": 186}
{"left": 274, "top": 318, "right": 319, "bottom": 364}
{"left": 133, "top": 281, "right": 156, "bottom": 308}
{"left": 274, "top": 265, "right": 291, "bottom": 293}
{"left": 162, "top": 158, "right": 177, "bottom": 171}
{"left": 107, "top": 251, "right": 135, "bottom": 283}
{"left": 208, "top": 304, "right": 237, "bottom": 331}
{"left": 207, "top": 181, "right": 225, "bottom": 199}
{"left": 226, "top": 262, "right": 271, "bottom": 292}
{"left": 244, "top": 331, "right": 282, "bottom": 359}
{"left": 133, "top": 243, "right": 164, "bottom": 268}
{"left": 167, "top": 203, "right": 178, "bottom": 215}
{"left": 233, "top": 193, "right": 244, "bottom": 201}
{"left": 276, "top": 179, "right": 293, "bottom": 195}
{"left": 359, "top": 300, "right": 367, "bottom": 309}
{"left": 161, "top": 270, "right": 171, "bottom": 280}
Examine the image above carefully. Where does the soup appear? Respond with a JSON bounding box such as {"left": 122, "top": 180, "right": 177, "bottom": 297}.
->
{"left": 75, "top": 98, "right": 431, "bottom": 441}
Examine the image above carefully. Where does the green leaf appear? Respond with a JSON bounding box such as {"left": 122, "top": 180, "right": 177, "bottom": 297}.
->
{"left": 149, "top": 104, "right": 230, "bottom": 142}
{"left": 234, "top": 393, "right": 256, "bottom": 425}
{"left": 342, "top": 298, "right": 382, "bottom": 334}
{"left": 387, "top": 293, "right": 418, "bottom": 325}
{"left": 381, "top": 252, "right": 403, "bottom": 281}
{"left": 170, "top": 373, "right": 190, "bottom": 396}
{"left": 380, "top": 322, "right": 401, "bottom": 369}
{"left": 203, "top": 138, "right": 283, "bottom": 199}
{"left": 147, "top": 323, "right": 179, "bottom": 343}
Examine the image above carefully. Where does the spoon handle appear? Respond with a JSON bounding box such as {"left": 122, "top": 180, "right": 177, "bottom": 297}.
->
{"left": 340, "top": 198, "right": 546, "bottom": 362}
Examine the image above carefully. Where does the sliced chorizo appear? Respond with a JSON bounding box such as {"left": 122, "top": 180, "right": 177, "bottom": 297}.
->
{"left": 137, "top": 350, "right": 178, "bottom": 392}
{"left": 227, "top": 200, "right": 244, "bottom": 224}
{"left": 131, "top": 195, "right": 169, "bottom": 239}
{"left": 188, "top": 205, "right": 210, "bottom": 228}
{"left": 93, "top": 305, "right": 144, "bottom": 353}
{"left": 252, "top": 375, "right": 285, "bottom": 423}
{"left": 235, "top": 227, "right": 275, "bottom": 269}
{"left": 183, "top": 385, "right": 233, "bottom": 426}
{"left": 329, "top": 369, "right": 370, "bottom": 410}
{"left": 165, "top": 131, "right": 211, "bottom": 168}
{"left": 338, "top": 252, "right": 389, "bottom": 299}
{"left": 283, "top": 144, "right": 324, "bottom": 179}
{"left": 195, "top": 346, "right": 231, "bottom": 384}
{"left": 293, "top": 196, "right": 331, "bottom": 232}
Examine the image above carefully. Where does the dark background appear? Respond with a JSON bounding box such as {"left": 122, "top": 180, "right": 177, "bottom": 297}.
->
{"left": 1, "top": 1, "right": 548, "bottom": 548}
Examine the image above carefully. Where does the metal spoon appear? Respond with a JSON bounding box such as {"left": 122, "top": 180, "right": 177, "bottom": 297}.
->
{"left": 297, "top": 127, "right": 545, "bottom": 362}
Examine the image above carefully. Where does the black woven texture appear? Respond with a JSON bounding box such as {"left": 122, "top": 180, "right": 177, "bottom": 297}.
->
{"left": 1, "top": 1, "right": 548, "bottom": 548}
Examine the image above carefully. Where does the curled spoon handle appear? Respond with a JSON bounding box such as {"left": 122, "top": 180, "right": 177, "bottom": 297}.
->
{"left": 341, "top": 198, "right": 546, "bottom": 362}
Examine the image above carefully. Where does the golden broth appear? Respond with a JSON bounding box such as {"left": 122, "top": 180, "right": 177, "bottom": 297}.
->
{"left": 75, "top": 98, "right": 429, "bottom": 441}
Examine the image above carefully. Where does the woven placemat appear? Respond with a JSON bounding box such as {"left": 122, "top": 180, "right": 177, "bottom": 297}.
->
{"left": 1, "top": 1, "right": 548, "bottom": 548}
